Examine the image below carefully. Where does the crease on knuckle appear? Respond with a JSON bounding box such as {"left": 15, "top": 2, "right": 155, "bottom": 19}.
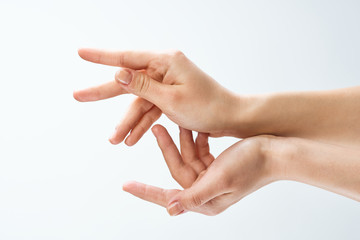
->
{"left": 135, "top": 74, "right": 150, "bottom": 94}
{"left": 116, "top": 53, "right": 125, "bottom": 66}
{"left": 183, "top": 193, "right": 203, "bottom": 210}
{"left": 147, "top": 58, "right": 167, "bottom": 80}
{"left": 135, "top": 122, "right": 148, "bottom": 135}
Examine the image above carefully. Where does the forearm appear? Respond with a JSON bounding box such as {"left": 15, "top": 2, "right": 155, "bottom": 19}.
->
{"left": 233, "top": 86, "right": 360, "bottom": 147}
{"left": 269, "top": 137, "right": 360, "bottom": 202}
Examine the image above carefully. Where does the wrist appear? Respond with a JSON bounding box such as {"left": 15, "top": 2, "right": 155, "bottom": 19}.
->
{"left": 227, "top": 93, "right": 267, "bottom": 138}
{"left": 260, "top": 135, "right": 299, "bottom": 182}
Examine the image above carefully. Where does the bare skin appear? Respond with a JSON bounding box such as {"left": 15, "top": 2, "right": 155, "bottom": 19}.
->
{"left": 73, "top": 49, "right": 360, "bottom": 215}
{"left": 74, "top": 49, "right": 360, "bottom": 147}
{"left": 123, "top": 125, "right": 360, "bottom": 216}
{"left": 74, "top": 49, "right": 239, "bottom": 145}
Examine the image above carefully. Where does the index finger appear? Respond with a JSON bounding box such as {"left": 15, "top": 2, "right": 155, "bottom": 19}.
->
{"left": 78, "top": 48, "right": 158, "bottom": 69}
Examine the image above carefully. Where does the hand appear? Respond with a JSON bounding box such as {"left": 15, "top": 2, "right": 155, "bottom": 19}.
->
{"left": 73, "top": 49, "right": 242, "bottom": 146}
{"left": 123, "top": 124, "right": 277, "bottom": 216}
{"left": 73, "top": 49, "right": 360, "bottom": 147}
{"left": 123, "top": 124, "right": 360, "bottom": 215}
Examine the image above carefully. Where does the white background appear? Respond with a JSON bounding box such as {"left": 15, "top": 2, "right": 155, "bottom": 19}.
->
{"left": 0, "top": 0, "right": 359, "bottom": 239}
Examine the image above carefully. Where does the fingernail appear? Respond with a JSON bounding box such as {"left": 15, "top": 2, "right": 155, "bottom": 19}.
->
{"left": 116, "top": 69, "right": 132, "bottom": 85}
{"left": 167, "top": 202, "right": 184, "bottom": 216}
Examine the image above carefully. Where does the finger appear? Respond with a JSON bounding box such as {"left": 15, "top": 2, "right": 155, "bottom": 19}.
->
{"left": 109, "top": 98, "right": 154, "bottom": 144}
{"left": 167, "top": 166, "right": 227, "bottom": 215}
{"left": 78, "top": 48, "right": 158, "bottom": 69}
{"left": 152, "top": 125, "right": 197, "bottom": 188}
{"left": 195, "top": 132, "right": 209, "bottom": 157}
{"left": 195, "top": 132, "right": 215, "bottom": 167}
{"left": 124, "top": 106, "right": 162, "bottom": 146}
{"left": 179, "top": 127, "right": 196, "bottom": 160}
{"left": 73, "top": 80, "right": 128, "bottom": 102}
{"left": 179, "top": 127, "right": 206, "bottom": 174}
{"left": 115, "top": 69, "right": 172, "bottom": 108}
{"left": 123, "top": 181, "right": 180, "bottom": 208}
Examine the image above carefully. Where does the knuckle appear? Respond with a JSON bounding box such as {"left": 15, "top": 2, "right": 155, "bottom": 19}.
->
{"left": 166, "top": 50, "right": 186, "bottom": 63}
{"left": 134, "top": 73, "right": 150, "bottom": 94}
{"left": 141, "top": 112, "right": 155, "bottom": 126}
{"left": 182, "top": 193, "right": 203, "bottom": 210}
{"left": 116, "top": 53, "right": 125, "bottom": 66}
{"left": 147, "top": 58, "right": 167, "bottom": 79}
{"left": 172, "top": 50, "right": 185, "bottom": 58}
{"left": 136, "top": 123, "right": 148, "bottom": 134}
{"left": 148, "top": 109, "right": 161, "bottom": 123}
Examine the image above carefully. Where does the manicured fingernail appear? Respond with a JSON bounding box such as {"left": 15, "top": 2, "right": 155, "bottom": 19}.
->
{"left": 167, "top": 202, "right": 184, "bottom": 216}
{"left": 116, "top": 69, "right": 132, "bottom": 85}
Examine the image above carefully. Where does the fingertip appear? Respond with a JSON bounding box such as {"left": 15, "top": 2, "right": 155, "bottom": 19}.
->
{"left": 72, "top": 89, "right": 95, "bottom": 102}
{"left": 151, "top": 125, "right": 159, "bottom": 135}
{"left": 77, "top": 48, "right": 88, "bottom": 59}
{"left": 151, "top": 128, "right": 156, "bottom": 136}
{"left": 72, "top": 90, "right": 83, "bottom": 102}
{"left": 153, "top": 124, "right": 165, "bottom": 132}
{"left": 151, "top": 124, "right": 166, "bottom": 136}
{"left": 124, "top": 137, "right": 136, "bottom": 146}
{"left": 77, "top": 48, "right": 100, "bottom": 63}
{"left": 108, "top": 130, "right": 119, "bottom": 145}
{"left": 108, "top": 137, "right": 118, "bottom": 145}
{"left": 122, "top": 184, "right": 128, "bottom": 192}
{"left": 122, "top": 180, "right": 138, "bottom": 192}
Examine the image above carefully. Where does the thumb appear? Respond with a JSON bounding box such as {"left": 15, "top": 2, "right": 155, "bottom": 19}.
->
{"left": 115, "top": 68, "right": 169, "bottom": 107}
{"left": 167, "top": 172, "right": 225, "bottom": 216}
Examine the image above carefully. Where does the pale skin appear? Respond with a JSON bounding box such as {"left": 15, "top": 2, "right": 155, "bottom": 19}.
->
{"left": 122, "top": 125, "right": 360, "bottom": 216}
{"left": 74, "top": 48, "right": 360, "bottom": 215}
